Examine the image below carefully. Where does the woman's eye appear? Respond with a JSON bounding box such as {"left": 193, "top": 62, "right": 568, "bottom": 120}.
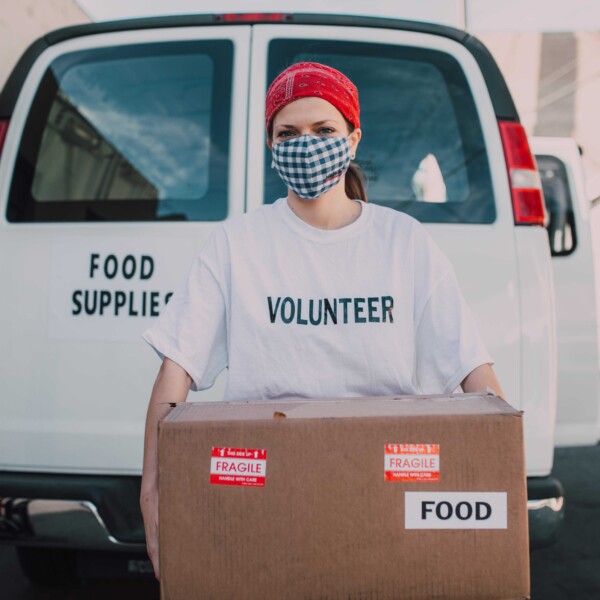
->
{"left": 277, "top": 130, "right": 294, "bottom": 138}
{"left": 317, "top": 127, "right": 334, "bottom": 134}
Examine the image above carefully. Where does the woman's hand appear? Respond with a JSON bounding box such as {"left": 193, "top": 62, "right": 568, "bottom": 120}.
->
{"left": 140, "top": 357, "right": 192, "bottom": 581}
{"left": 140, "top": 486, "right": 160, "bottom": 580}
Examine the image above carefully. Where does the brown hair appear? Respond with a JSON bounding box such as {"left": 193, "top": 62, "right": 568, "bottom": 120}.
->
{"left": 345, "top": 159, "right": 368, "bottom": 203}
{"left": 343, "top": 118, "right": 367, "bottom": 202}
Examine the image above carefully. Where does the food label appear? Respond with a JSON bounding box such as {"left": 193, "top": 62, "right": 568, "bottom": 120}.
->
{"left": 405, "top": 492, "right": 508, "bottom": 529}
{"left": 384, "top": 443, "right": 440, "bottom": 482}
{"left": 210, "top": 447, "right": 267, "bottom": 487}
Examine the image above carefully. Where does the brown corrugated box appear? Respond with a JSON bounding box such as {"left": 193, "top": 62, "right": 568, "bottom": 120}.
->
{"left": 158, "top": 393, "right": 530, "bottom": 599}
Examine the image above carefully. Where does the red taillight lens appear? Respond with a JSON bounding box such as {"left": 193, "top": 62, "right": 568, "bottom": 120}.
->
{"left": 498, "top": 120, "right": 545, "bottom": 225}
{"left": 215, "top": 13, "right": 292, "bottom": 23}
{"left": 0, "top": 119, "right": 9, "bottom": 160}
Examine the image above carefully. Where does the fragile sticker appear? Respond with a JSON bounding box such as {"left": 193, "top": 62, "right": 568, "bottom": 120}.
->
{"left": 384, "top": 443, "right": 440, "bottom": 482}
{"left": 210, "top": 447, "right": 267, "bottom": 487}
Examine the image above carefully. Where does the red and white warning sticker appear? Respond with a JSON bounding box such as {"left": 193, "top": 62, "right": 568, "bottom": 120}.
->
{"left": 384, "top": 443, "right": 440, "bottom": 482}
{"left": 210, "top": 447, "right": 267, "bottom": 487}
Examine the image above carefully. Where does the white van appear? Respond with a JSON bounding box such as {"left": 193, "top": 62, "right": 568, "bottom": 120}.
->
{"left": 0, "top": 11, "right": 562, "bottom": 583}
{"left": 531, "top": 136, "right": 600, "bottom": 447}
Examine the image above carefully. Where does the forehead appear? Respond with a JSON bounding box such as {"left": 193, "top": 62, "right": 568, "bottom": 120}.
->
{"left": 272, "top": 97, "right": 345, "bottom": 128}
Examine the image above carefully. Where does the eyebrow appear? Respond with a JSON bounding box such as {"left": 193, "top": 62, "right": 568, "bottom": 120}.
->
{"left": 276, "top": 119, "right": 338, "bottom": 129}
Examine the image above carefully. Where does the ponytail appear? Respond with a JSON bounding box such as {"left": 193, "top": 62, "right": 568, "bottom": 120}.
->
{"left": 344, "top": 119, "right": 367, "bottom": 202}
{"left": 345, "top": 161, "right": 368, "bottom": 202}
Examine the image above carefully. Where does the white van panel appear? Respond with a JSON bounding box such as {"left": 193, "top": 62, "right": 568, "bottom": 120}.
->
{"left": 514, "top": 226, "right": 558, "bottom": 474}
{"left": 0, "top": 26, "right": 251, "bottom": 473}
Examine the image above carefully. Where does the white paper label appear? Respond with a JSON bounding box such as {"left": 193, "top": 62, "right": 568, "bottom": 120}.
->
{"left": 405, "top": 492, "right": 507, "bottom": 529}
{"left": 48, "top": 237, "right": 195, "bottom": 341}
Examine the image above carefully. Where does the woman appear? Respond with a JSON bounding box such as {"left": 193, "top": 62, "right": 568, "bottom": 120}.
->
{"left": 139, "top": 62, "right": 504, "bottom": 580}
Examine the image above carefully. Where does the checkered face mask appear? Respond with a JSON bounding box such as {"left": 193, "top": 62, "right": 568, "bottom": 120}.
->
{"left": 271, "top": 134, "right": 352, "bottom": 199}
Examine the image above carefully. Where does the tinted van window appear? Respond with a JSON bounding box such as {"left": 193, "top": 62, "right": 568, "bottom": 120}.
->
{"left": 265, "top": 40, "right": 495, "bottom": 224}
{"left": 536, "top": 154, "right": 577, "bottom": 256}
{"left": 7, "top": 40, "right": 233, "bottom": 222}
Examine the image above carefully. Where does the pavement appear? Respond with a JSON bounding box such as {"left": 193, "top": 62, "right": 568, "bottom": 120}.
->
{"left": 0, "top": 546, "right": 159, "bottom": 599}
{"left": 1, "top": 444, "right": 599, "bottom": 599}
{"left": 529, "top": 444, "right": 600, "bottom": 599}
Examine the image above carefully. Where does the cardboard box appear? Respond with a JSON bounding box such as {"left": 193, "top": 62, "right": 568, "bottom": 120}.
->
{"left": 158, "top": 393, "right": 530, "bottom": 599}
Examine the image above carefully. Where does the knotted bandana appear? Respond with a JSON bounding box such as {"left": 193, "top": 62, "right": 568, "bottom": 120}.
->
{"left": 265, "top": 62, "right": 360, "bottom": 135}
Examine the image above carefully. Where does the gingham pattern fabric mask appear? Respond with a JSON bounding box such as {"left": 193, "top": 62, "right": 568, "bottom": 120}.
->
{"left": 271, "top": 134, "right": 352, "bottom": 199}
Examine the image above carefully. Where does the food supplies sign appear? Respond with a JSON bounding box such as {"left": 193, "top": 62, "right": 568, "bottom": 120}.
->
{"left": 210, "top": 447, "right": 267, "bottom": 487}
{"left": 385, "top": 443, "right": 440, "bottom": 482}
{"left": 48, "top": 237, "right": 195, "bottom": 341}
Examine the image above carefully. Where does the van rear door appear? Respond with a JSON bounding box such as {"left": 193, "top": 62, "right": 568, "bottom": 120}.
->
{"left": 246, "top": 23, "right": 552, "bottom": 475}
{"left": 0, "top": 25, "right": 250, "bottom": 473}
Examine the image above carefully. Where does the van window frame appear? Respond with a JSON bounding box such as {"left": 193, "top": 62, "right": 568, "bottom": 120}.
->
{"left": 263, "top": 38, "right": 496, "bottom": 225}
{"left": 6, "top": 39, "right": 234, "bottom": 223}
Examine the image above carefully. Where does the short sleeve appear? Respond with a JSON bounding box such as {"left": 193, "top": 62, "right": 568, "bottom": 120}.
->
{"left": 410, "top": 220, "right": 494, "bottom": 394}
{"left": 414, "top": 267, "right": 495, "bottom": 394}
{"left": 141, "top": 227, "right": 229, "bottom": 392}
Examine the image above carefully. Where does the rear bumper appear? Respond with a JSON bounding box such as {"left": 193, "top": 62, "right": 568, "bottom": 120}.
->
{"left": 0, "top": 471, "right": 145, "bottom": 551}
{"left": 1, "top": 471, "right": 564, "bottom": 552}
{"left": 527, "top": 475, "right": 565, "bottom": 549}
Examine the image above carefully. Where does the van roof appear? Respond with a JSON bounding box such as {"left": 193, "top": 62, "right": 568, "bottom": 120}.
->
{"left": 0, "top": 13, "right": 519, "bottom": 121}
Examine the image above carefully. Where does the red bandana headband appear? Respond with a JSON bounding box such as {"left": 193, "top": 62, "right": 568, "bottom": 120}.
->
{"left": 265, "top": 62, "right": 360, "bottom": 135}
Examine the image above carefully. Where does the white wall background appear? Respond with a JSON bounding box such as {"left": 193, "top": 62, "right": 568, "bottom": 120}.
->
{"left": 0, "top": 0, "right": 90, "bottom": 87}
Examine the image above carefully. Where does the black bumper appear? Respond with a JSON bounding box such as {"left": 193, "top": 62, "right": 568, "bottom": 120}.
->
{"left": 0, "top": 471, "right": 144, "bottom": 550}
{"left": 527, "top": 475, "right": 565, "bottom": 549}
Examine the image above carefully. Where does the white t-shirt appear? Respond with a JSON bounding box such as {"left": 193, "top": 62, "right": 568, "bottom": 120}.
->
{"left": 141, "top": 197, "right": 494, "bottom": 399}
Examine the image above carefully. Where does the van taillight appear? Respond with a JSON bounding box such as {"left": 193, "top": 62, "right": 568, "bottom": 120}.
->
{"left": 0, "top": 119, "right": 9, "bottom": 160}
{"left": 214, "top": 13, "right": 292, "bottom": 23}
{"left": 498, "top": 120, "right": 545, "bottom": 225}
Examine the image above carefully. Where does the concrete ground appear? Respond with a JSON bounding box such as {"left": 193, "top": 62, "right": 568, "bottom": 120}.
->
{"left": 1, "top": 444, "right": 598, "bottom": 599}
{"left": 529, "top": 444, "right": 600, "bottom": 599}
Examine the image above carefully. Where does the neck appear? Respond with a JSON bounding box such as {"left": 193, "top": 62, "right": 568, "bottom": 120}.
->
{"left": 287, "top": 179, "right": 362, "bottom": 230}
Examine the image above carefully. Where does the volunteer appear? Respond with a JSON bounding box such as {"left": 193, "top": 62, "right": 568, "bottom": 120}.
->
{"left": 139, "top": 62, "right": 504, "bottom": 580}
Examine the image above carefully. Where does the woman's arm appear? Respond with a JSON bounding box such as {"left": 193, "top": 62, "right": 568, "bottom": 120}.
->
{"left": 460, "top": 363, "right": 505, "bottom": 398}
{"left": 140, "top": 357, "right": 192, "bottom": 580}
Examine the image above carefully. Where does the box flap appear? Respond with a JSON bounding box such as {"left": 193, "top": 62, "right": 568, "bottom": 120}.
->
{"left": 162, "top": 393, "right": 520, "bottom": 423}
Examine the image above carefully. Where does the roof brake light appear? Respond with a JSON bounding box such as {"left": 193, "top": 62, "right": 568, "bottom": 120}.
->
{"left": 214, "top": 13, "right": 293, "bottom": 23}
{"left": 0, "top": 119, "right": 9, "bottom": 161}
{"left": 498, "top": 120, "right": 546, "bottom": 226}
